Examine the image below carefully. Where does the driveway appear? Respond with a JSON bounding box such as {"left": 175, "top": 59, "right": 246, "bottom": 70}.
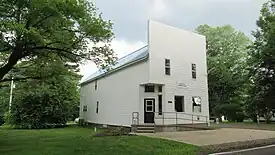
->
{"left": 141, "top": 128, "right": 275, "bottom": 146}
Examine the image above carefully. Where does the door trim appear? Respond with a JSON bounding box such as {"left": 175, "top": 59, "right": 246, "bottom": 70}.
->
{"left": 144, "top": 98, "right": 155, "bottom": 123}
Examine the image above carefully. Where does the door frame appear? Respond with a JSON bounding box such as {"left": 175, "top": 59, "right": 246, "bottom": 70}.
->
{"left": 144, "top": 98, "right": 155, "bottom": 123}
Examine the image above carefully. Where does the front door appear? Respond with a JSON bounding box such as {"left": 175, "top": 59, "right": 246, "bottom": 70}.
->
{"left": 144, "top": 98, "right": 155, "bottom": 123}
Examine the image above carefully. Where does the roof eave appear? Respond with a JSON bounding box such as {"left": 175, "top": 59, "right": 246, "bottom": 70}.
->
{"left": 80, "top": 54, "right": 149, "bottom": 86}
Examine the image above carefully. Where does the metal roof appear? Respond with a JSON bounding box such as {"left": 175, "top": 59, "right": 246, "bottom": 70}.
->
{"left": 81, "top": 45, "right": 148, "bottom": 85}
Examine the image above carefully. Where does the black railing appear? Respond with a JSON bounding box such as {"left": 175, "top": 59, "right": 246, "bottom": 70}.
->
{"left": 132, "top": 111, "right": 209, "bottom": 126}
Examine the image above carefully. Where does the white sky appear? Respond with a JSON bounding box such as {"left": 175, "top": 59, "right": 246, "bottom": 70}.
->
{"left": 80, "top": 0, "right": 268, "bottom": 80}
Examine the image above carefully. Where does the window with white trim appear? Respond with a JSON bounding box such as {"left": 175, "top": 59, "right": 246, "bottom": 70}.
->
{"left": 145, "top": 85, "right": 154, "bottom": 92}
{"left": 192, "top": 63, "right": 196, "bottom": 79}
{"left": 96, "top": 101, "right": 99, "bottom": 114}
{"left": 83, "top": 105, "right": 88, "bottom": 112}
{"left": 95, "top": 80, "right": 98, "bottom": 90}
{"left": 165, "top": 59, "right": 171, "bottom": 75}
{"left": 192, "top": 97, "right": 201, "bottom": 112}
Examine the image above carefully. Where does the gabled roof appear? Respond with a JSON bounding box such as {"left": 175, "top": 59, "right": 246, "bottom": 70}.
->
{"left": 80, "top": 45, "right": 148, "bottom": 85}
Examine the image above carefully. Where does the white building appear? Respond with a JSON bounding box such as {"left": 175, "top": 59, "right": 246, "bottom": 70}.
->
{"left": 80, "top": 21, "right": 209, "bottom": 127}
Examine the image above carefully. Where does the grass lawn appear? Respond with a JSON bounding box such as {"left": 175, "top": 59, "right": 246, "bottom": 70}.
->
{"left": 0, "top": 125, "right": 199, "bottom": 155}
{"left": 210, "top": 122, "right": 275, "bottom": 131}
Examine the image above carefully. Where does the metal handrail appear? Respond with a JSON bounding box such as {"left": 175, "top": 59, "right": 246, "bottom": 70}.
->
{"left": 132, "top": 111, "right": 209, "bottom": 126}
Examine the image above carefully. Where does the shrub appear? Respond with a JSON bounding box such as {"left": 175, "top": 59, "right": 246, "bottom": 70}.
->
{"left": 94, "top": 126, "right": 130, "bottom": 137}
{"left": 4, "top": 112, "right": 11, "bottom": 125}
{"left": 0, "top": 115, "right": 4, "bottom": 126}
{"left": 9, "top": 91, "right": 69, "bottom": 129}
{"left": 217, "top": 104, "right": 245, "bottom": 122}
{"left": 78, "top": 119, "right": 88, "bottom": 127}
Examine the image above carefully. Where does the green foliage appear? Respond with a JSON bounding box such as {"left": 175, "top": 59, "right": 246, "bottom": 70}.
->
{"left": 78, "top": 119, "right": 88, "bottom": 127}
{"left": 0, "top": 116, "right": 4, "bottom": 126}
{"left": 216, "top": 104, "right": 245, "bottom": 122}
{"left": 0, "top": 0, "right": 116, "bottom": 80}
{"left": 247, "top": 0, "right": 275, "bottom": 123}
{"left": 8, "top": 57, "right": 80, "bottom": 129}
{"left": 10, "top": 91, "right": 68, "bottom": 129}
{"left": 196, "top": 25, "right": 251, "bottom": 117}
{"left": 4, "top": 112, "right": 11, "bottom": 125}
{"left": 94, "top": 127, "right": 131, "bottom": 137}
{"left": 0, "top": 84, "right": 9, "bottom": 114}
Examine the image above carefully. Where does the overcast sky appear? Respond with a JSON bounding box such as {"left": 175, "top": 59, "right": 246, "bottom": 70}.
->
{"left": 80, "top": 0, "right": 268, "bottom": 79}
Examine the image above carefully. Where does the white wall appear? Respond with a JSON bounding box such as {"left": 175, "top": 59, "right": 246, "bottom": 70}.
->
{"left": 80, "top": 60, "right": 149, "bottom": 127}
{"left": 148, "top": 21, "right": 209, "bottom": 124}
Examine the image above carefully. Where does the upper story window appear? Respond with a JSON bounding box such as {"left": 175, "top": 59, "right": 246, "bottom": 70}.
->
{"left": 95, "top": 80, "right": 98, "bottom": 90}
{"left": 96, "top": 101, "right": 99, "bottom": 114}
{"left": 145, "top": 85, "right": 154, "bottom": 92}
{"left": 192, "top": 63, "right": 196, "bottom": 79}
{"left": 165, "top": 59, "right": 171, "bottom": 75}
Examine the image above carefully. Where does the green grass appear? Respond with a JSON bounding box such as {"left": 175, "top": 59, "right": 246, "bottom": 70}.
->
{"left": 0, "top": 125, "right": 199, "bottom": 155}
{"left": 210, "top": 122, "right": 275, "bottom": 131}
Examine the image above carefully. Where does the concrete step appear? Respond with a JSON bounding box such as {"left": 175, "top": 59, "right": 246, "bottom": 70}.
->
{"left": 137, "top": 126, "right": 154, "bottom": 130}
{"left": 132, "top": 124, "right": 155, "bottom": 133}
{"left": 136, "top": 129, "right": 155, "bottom": 133}
{"left": 133, "top": 124, "right": 154, "bottom": 127}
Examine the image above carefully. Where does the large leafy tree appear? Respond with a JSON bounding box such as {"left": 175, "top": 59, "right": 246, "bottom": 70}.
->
{"left": 8, "top": 56, "right": 80, "bottom": 128}
{"left": 196, "top": 25, "right": 251, "bottom": 118}
{"left": 0, "top": 0, "right": 115, "bottom": 81}
{"left": 247, "top": 0, "right": 275, "bottom": 122}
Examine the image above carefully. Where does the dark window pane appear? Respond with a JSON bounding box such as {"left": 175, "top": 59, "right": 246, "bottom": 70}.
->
{"left": 146, "top": 106, "right": 153, "bottom": 112}
{"left": 158, "top": 95, "right": 162, "bottom": 115}
{"left": 165, "top": 59, "right": 170, "bottom": 66}
{"left": 158, "top": 85, "right": 162, "bottom": 92}
{"left": 165, "top": 59, "right": 171, "bottom": 75}
{"left": 192, "top": 64, "right": 196, "bottom": 79}
{"left": 165, "top": 67, "right": 171, "bottom": 75}
{"left": 95, "top": 80, "right": 98, "bottom": 90}
{"left": 192, "top": 71, "right": 196, "bottom": 79}
{"left": 145, "top": 85, "right": 154, "bottom": 92}
{"left": 192, "top": 64, "right": 196, "bottom": 70}
{"left": 96, "top": 101, "right": 99, "bottom": 113}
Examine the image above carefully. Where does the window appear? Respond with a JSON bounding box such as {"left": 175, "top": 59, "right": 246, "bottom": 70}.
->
{"left": 165, "top": 59, "right": 171, "bottom": 75}
{"left": 158, "top": 85, "right": 162, "bottom": 92}
{"left": 83, "top": 105, "right": 88, "bottom": 112}
{"left": 175, "top": 96, "right": 184, "bottom": 112}
{"left": 145, "top": 85, "right": 154, "bottom": 92}
{"left": 192, "top": 64, "right": 196, "bottom": 79}
{"left": 192, "top": 97, "right": 201, "bottom": 112}
{"left": 158, "top": 95, "right": 162, "bottom": 115}
{"left": 146, "top": 100, "right": 154, "bottom": 112}
{"left": 96, "top": 101, "right": 99, "bottom": 113}
{"left": 95, "top": 80, "right": 98, "bottom": 90}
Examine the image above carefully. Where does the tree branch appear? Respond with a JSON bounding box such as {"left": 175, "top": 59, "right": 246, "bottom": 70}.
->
{"left": 32, "top": 46, "right": 85, "bottom": 57}
{"left": 0, "top": 47, "right": 10, "bottom": 52}
{"left": 0, "top": 76, "right": 41, "bottom": 83}
{"left": 32, "top": 13, "right": 55, "bottom": 27}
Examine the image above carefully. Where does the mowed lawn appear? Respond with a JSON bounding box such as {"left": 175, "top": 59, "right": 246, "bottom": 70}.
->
{"left": 0, "top": 125, "right": 199, "bottom": 155}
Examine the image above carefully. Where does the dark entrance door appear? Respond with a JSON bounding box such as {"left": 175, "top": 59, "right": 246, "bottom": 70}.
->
{"left": 144, "top": 98, "right": 155, "bottom": 123}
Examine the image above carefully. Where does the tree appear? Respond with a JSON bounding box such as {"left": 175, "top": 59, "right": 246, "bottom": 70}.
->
{"left": 247, "top": 0, "right": 275, "bottom": 123}
{"left": 196, "top": 25, "right": 251, "bottom": 120}
{"left": 8, "top": 56, "right": 81, "bottom": 128}
{"left": 0, "top": 0, "right": 115, "bottom": 81}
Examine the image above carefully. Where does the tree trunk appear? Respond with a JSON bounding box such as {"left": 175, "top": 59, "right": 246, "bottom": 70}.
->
{"left": 0, "top": 49, "right": 21, "bottom": 80}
